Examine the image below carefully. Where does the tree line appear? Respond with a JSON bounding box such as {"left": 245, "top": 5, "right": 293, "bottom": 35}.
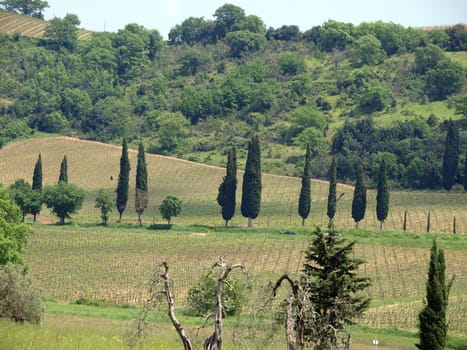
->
{"left": 0, "top": 3, "right": 465, "bottom": 191}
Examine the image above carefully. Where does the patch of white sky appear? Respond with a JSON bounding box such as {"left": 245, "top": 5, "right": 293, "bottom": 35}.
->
{"left": 44, "top": 0, "right": 466, "bottom": 39}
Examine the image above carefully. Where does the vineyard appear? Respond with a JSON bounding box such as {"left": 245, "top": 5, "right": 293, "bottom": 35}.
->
{"left": 0, "top": 9, "right": 91, "bottom": 39}
{"left": 0, "top": 136, "right": 466, "bottom": 233}
{"left": 24, "top": 225, "right": 467, "bottom": 335}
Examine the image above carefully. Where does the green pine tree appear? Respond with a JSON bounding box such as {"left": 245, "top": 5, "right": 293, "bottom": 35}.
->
{"left": 442, "top": 120, "right": 459, "bottom": 191}
{"left": 376, "top": 159, "right": 390, "bottom": 229}
{"left": 116, "top": 138, "right": 131, "bottom": 223}
{"left": 32, "top": 153, "right": 42, "bottom": 191}
{"left": 298, "top": 145, "right": 311, "bottom": 226}
{"left": 351, "top": 162, "right": 367, "bottom": 228}
{"left": 58, "top": 155, "right": 68, "bottom": 183}
{"left": 135, "top": 142, "right": 148, "bottom": 226}
{"left": 241, "top": 136, "right": 261, "bottom": 228}
{"left": 301, "top": 226, "right": 371, "bottom": 349}
{"left": 217, "top": 146, "right": 237, "bottom": 226}
{"left": 416, "top": 240, "right": 453, "bottom": 350}
{"left": 326, "top": 158, "right": 337, "bottom": 224}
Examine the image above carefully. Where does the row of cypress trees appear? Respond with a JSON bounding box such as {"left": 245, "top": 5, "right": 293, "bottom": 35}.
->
{"left": 217, "top": 137, "right": 390, "bottom": 229}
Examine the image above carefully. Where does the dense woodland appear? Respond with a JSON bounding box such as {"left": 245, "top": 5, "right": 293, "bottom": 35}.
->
{"left": 0, "top": 3, "right": 467, "bottom": 190}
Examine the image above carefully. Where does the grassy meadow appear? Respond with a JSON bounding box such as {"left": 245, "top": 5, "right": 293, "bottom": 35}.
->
{"left": 0, "top": 136, "right": 466, "bottom": 349}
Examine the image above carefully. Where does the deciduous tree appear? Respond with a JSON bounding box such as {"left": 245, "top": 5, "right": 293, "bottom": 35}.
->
{"left": 95, "top": 189, "right": 113, "bottom": 226}
{"left": 42, "top": 182, "right": 85, "bottom": 225}
{"left": 0, "top": 0, "right": 48, "bottom": 18}
{"left": 159, "top": 196, "right": 182, "bottom": 225}
{"left": 8, "top": 179, "right": 41, "bottom": 222}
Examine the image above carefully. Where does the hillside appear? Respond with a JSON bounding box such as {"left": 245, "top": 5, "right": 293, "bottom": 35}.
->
{"left": 0, "top": 5, "right": 466, "bottom": 191}
{"left": 0, "top": 9, "right": 91, "bottom": 39}
{"left": 0, "top": 136, "right": 466, "bottom": 232}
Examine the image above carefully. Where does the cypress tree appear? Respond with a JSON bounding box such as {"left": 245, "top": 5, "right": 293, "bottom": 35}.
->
{"left": 116, "top": 138, "right": 131, "bottom": 223}
{"left": 376, "top": 159, "right": 390, "bottom": 229}
{"left": 463, "top": 148, "right": 467, "bottom": 191}
{"left": 32, "top": 153, "right": 43, "bottom": 191}
{"left": 135, "top": 142, "right": 148, "bottom": 226}
{"left": 417, "top": 240, "right": 453, "bottom": 350}
{"left": 217, "top": 146, "right": 237, "bottom": 227}
{"left": 241, "top": 136, "right": 261, "bottom": 228}
{"left": 298, "top": 145, "right": 311, "bottom": 226}
{"left": 58, "top": 155, "right": 68, "bottom": 183}
{"left": 351, "top": 162, "right": 367, "bottom": 228}
{"left": 442, "top": 120, "right": 459, "bottom": 191}
{"left": 326, "top": 158, "right": 337, "bottom": 224}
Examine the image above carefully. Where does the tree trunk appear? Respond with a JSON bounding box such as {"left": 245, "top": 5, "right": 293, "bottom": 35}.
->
{"left": 379, "top": 220, "right": 384, "bottom": 230}
{"left": 224, "top": 219, "right": 228, "bottom": 227}
{"left": 247, "top": 217, "right": 253, "bottom": 228}
{"left": 161, "top": 262, "right": 193, "bottom": 350}
{"left": 118, "top": 212, "right": 122, "bottom": 223}
{"left": 301, "top": 217, "right": 305, "bottom": 226}
{"left": 33, "top": 213, "right": 37, "bottom": 223}
{"left": 355, "top": 221, "right": 359, "bottom": 229}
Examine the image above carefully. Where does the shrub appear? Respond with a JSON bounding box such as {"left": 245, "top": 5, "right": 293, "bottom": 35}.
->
{"left": 0, "top": 265, "right": 42, "bottom": 324}
{"left": 187, "top": 274, "right": 245, "bottom": 317}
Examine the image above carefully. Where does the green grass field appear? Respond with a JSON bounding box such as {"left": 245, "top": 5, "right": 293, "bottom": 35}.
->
{"left": 0, "top": 136, "right": 466, "bottom": 349}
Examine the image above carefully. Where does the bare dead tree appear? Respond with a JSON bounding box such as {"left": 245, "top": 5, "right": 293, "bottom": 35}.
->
{"left": 204, "top": 259, "right": 246, "bottom": 350}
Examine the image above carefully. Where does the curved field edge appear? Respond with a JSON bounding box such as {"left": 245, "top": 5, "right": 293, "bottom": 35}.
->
{"left": 0, "top": 136, "right": 466, "bottom": 233}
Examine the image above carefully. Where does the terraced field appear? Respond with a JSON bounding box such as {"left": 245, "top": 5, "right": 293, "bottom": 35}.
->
{"left": 0, "top": 9, "right": 92, "bottom": 39}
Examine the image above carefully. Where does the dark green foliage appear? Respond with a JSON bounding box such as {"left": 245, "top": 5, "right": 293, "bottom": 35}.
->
{"left": 116, "top": 138, "right": 130, "bottom": 222}
{"left": 351, "top": 162, "right": 367, "bottom": 227}
{"left": 135, "top": 142, "right": 148, "bottom": 226}
{"left": 298, "top": 145, "right": 311, "bottom": 225}
{"left": 58, "top": 155, "right": 68, "bottom": 183}
{"left": 301, "top": 226, "right": 371, "bottom": 348}
{"left": 0, "top": 187, "right": 31, "bottom": 265}
{"left": 159, "top": 196, "right": 182, "bottom": 225}
{"left": 376, "top": 159, "right": 390, "bottom": 229}
{"left": 0, "top": 0, "right": 49, "bottom": 18}
{"left": 42, "top": 182, "right": 85, "bottom": 225}
{"left": 187, "top": 273, "right": 244, "bottom": 317}
{"left": 416, "top": 240, "right": 452, "bottom": 350}
{"left": 0, "top": 265, "right": 42, "bottom": 324}
{"left": 241, "top": 136, "right": 261, "bottom": 226}
{"left": 464, "top": 148, "right": 467, "bottom": 191}
{"left": 326, "top": 158, "right": 337, "bottom": 222}
{"left": 95, "top": 189, "right": 113, "bottom": 226}
{"left": 8, "top": 179, "right": 41, "bottom": 222}
{"left": 442, "top": 120, "right": 459, "bottom": 191}
{"left": 424, "top": 59, "right": 465, "bottom": 101}
{"left": 217, "top": 146, "right": 237, "bottom": 226}
{"left": 44, "top": 13, "right": 80, "bottom": 51}
{"left": 31, "top": 154, "right": 42, "bottom": 191}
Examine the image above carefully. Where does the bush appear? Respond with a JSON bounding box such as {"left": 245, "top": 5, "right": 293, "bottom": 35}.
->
{"left": 0, "top": 265, "right": 42, "bottom": 324}
{"left": 187, "top": 274, "right": 245, "bottom": 317}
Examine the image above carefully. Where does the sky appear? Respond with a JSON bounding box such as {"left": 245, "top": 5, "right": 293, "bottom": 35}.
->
{"left": 43, "top": 0, "right": 467, "bottom": 39}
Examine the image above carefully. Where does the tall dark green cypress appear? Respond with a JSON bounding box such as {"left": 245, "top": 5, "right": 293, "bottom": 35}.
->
{"left": 135, "top": 142, "right": 148, "bottom": 226}
{"left": 417, "top": 240, "right": 452, "bottom": 350}
{"left": 463, "top": 148, "right": 467, "bottom": 191}
{"left": 351, "top": 162, "right": 367, "bottom": 228}
{"left": 298, "top": 145, "right": 311, "bottom": 226}
{"left": 217, "top": 146, "right": 237, "bottom": 226}
{"left": 326, "top": 158, "right": 337, "bottom": 223}
{"left": 116, "top": 138, "right": 131, "bottom": 222}
{"left": 32, "top": 153, "right": 43, "bottom": 191}
{"left": 442, "top": 120, "right": 459, "bottom": 191}
{"left": 376, "top": 159, "right": 390, "bottom": 229}
{"left": 241, "top": 136, "right": 261, "bottom": 228}
{"left": 58, "top": 155, "right": 68, "bottom": 183}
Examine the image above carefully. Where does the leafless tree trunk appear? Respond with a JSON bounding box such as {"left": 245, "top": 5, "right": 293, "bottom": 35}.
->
{"left": 204, "top": 260, "right": 246, "bottom": 350}
{"left": 271, "top": 274, "right": 306, "bottom": 350}
{"left": 159, "top": 262, "right": 193, "bottom": 350}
